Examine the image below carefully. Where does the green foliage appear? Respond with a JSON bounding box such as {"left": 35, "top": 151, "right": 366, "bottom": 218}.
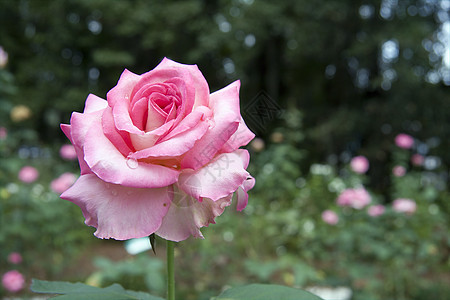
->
{"left": 213, "top": 284, "right": 323, "bottom": 300}
{"left": 88, "top": 255, "right": 165, "bottom": 297}
{"left": 30, "top": 279, "right": 164, "bottom": 300}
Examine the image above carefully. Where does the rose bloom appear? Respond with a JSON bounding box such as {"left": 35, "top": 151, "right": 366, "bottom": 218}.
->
{"left": 395, "top": 133, "right": 414, "bottom": 149}
{"left": 7, "top": 252, "right": 22, "bottom": 264}
{"left": 59, "top": 144, "right": 77, "bottom": 160}
{"left": 368, "top": 205, "right": 385, "bottom": 217}
{"left": 0, "top": 126, "right": 7, "bottom": 139}
{"left": 61, "top": 58, "right": 255, "bottom": 242}
{"left": 18, "top": 166, "right": 39, "bottom": 183}
{"left": 392, "top": 165, "right": 406, "bottom": 177}
{"left": 336, "top": 187, "right": 371, "bottom": 209}
{"left": 393, "top": 198, "right": 416, "bottom": 214}
{"left": 411, "top": 154, "right": 424, "bottom": 166}
{"left": 350, "top": 155, "right": 369, "bottom": 174}
{"left": 51, "top": 173, "right": 77, "bottom": 194}
{"left": 2, "top": 270, "right": 25, "bottom": 293}
{"left": 321, "top": 210, "right": 339, "bottom": 225}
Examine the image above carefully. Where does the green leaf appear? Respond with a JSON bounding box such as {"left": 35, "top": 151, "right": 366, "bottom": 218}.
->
{"left": 212, "top": 284, "right": 323, "bottom": 300}
{"left": 213, "top": 284, "right": 323, "bottom": 300}
{"left": 31, "top": 279, "right": 164, "bottom": 300}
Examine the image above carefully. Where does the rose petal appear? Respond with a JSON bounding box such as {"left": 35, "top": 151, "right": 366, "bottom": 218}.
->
{"left": 129, "top": 106, "right": 212, "bottom": 160}
{"left": 84, "top": 94, "right": 108, "bottom": 113}
{"left": 102, "top": 107, "right": 134, "bottom": 156}
{"left": 155, "top": 58, "right": 210, "bottom": 108}
{"left": 219, "top": 116, "right": 255, "bottom": 153}
{"left": 179, "top": 150, "right": 250, "bottom": 201}
{"left": 236, "top": 176, "right": 255, "bottom": 211}
{"left": 107, "top": 69, "right": 141, "bottom": 107}
{"left": 181, "top": 80, "right": 242, "bottom": 169}
{"left": 61, "top": 124, "right": 91, "bottom": 175}
{"left": 156, "top": 187, "right": 232, "bottom": 242}
{"left": 61, "top": 174, "right": 171, "bottom": 240}
{"left": 83, "top": 116, "right": 179, "bottom": 188}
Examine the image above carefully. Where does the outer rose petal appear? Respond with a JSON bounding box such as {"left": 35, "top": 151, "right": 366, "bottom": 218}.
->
{"left": 181, "top": 81, "right": 242, "bottom": 169}
{"left": 179, "top": 150, "right": 251, "bottom": 201}
{"left": 236, "top": 176, "right": 255, "bottom": 211}
{"left": 106, "top": 69, "right": 141, "bottom": 107}
{"left": 83, "top": 115, "right": 179, "bottom": 188}
{"left": 220, "top": 116, "right": 255, "bottom": 153}
{"left": 156, "top": 187, "right": 232, "bottom": 242}
{"left": 61, "top": 124, "right": 91, "bottom": 175}
{"left": 84, "top": 94, "right": 108, "bottom": 113}
{"left": 61, "top": 174, "right": 171, "bottom": 240}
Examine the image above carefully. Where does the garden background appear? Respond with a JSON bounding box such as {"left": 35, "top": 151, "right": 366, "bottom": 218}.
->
{"left": 0, "top": 0, "right": 449, "bottom": 299}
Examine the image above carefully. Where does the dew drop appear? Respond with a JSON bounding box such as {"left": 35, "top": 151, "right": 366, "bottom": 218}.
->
{"left": 111, "top": 190, "right": 118, "bottom": 196}
{"left": 126, "top": 157, "right": 138, "bottom": 169}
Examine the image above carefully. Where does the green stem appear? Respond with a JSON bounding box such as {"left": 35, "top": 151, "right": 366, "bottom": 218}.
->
{"left": 167, "top": 240, "right": 175, "bottom": 300}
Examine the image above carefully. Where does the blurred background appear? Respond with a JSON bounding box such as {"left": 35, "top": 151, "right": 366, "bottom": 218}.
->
{"left": 0, "top": 0, "right": 449, "bottom": 299}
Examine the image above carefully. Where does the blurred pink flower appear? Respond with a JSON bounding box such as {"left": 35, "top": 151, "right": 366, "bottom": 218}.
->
{"left": 321, "top": 210, "right": 339, "bottom": 225}
{"left": 350, "top": 155, "right": 369, "bottom": 174}
{"left": 336, "top": 187, "right": 371, "bottom": 209}
{"left": 50, "top": 173, "right": 77, "bottom": 194}
{"left": 392, "top": 198, "right": 416, "bottom": 214}
{"left": 411, "top": 154, "right": 424, "bottom": 166}
{"left": 7, "top": 252, "right": 22, "bottom": 264}
{"left": 0, "top": 127, "right": 7, "bottom": 139}
{"left": 395, "top": 133, "right": 414, "bottom": 149}
{"left": 368, "top": 205, "right": 385, "bottom": 217}
{"left": 59, "top": 144, "right": 77, "bottom": 160}
{"left": 18, "top": 166, "right": 39, "bottom": 183}
{"left": 2, "top": 270, "right": 25, "bottom": 293}
{"left": 392, "top": 165, "right": 406, "bottom": 177}
{"left": 0, "top": 46, "right": 8, "bottom": 68}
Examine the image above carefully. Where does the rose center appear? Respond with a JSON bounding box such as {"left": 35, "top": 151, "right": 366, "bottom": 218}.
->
{"left": 130, "top": 82, "right": 182, "bottom": 132}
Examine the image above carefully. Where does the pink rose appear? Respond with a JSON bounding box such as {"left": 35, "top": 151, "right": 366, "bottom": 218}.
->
{"left": 395, "top": 133, "right": 414, "bottom": 149}
{"left": 321, "top": 210, "right": 339, "bottom": 225}
{"left": 392, "top": 198, "right": 416, "bottom": 214}
{"left": 411, "top": 154, "right": 424, "bottom": 166}
{"left": 60, "top": 58, "right": 255, "bottom": 242}
{"left": 7, "top": 252, "right": 22, "bottom": 264}
{"left": 336, "top": 187, "right": 371, "bottom": 209}
{"left": 368, "top": 205, "right": 385, "bottom": 217}
{"left": 18, "top": 166, "right": 39, "bottom": 183}
{"left": 2, "top": 270, "right": 25, "bottom": 293}
{"left": 59, "top": 144, "right": 77, "bottom": 160}
{"left": 50, "top": 172, "right": 77, "bottom": 194}
{"left": 350, "top": 155, "right": 369, "bottom": 174}
{"left": 392, "top": 165, "right": 406, "bottom": 177}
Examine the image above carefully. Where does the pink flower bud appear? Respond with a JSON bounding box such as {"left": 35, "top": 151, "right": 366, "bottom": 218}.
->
{"left": 392, "top": 198, "right": 416, "bottom": 215}
{"left": 350, "top": 156, "right": 369, "bottom": 174}
{"left": 7, "top": 252, "right": 22, "bottom": 264}
{"left": 321, "top": 210, "right": 339, "bottom": 225}
{"left": 395, "top": 133, "right": 414, "bottom": 149}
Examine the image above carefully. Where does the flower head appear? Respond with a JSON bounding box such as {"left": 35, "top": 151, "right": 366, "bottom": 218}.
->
{"left": 7, "top": 252, "right": 22, "bottom": 264}
{"left": 368, "top": 205, "right": 385, "bottom": 217}
{"left": 350, "top": 155, "right": 369, "bottom": 174}
{"left": 336, "top": 187, "right": 371, "bottom": 209}
{"left": 18, "top": 166, "right": 39, "bottom": 183}
{"left": 60, "top": 58, "right": 255, "bottom": 242}
{"left": 321, "top": 210, "right": 339, "bottom": 225}
{"left": 392, "top": 198, "right": 416, "bottom": 214}
{"left": 2, "top": 270, "right": 25, "bottom": 293}
{"left": 59, "top": 144, "right": 77, "bottom": 160}
{"left": 392, "top": 165, "right": 406, "bottom": 177}
{"left": 395, "top": 133, "right": 414, "bottom": 149}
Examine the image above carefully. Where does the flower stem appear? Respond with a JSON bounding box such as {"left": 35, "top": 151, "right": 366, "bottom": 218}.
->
{"left": 167, "top": 240, "right": 175, "bottom": 300}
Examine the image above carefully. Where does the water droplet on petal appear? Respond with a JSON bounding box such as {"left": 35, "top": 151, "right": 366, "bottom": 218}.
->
{"left": 111, "top": 190, "right": 118, "bottom": 196}
{"left": 126, "top": 157, "right": 138, "bottom": 169}
{"left": 125, "top": 94, "right": 129, "bottom": 100}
